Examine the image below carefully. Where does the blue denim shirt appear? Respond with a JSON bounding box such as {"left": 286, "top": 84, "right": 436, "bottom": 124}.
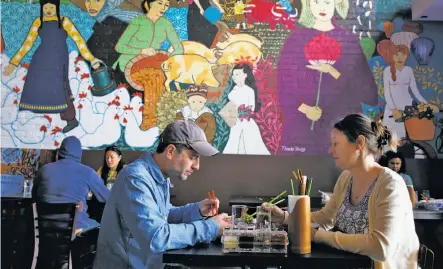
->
{"left": 93, "top": 152, "right": 219, "bottom": 269}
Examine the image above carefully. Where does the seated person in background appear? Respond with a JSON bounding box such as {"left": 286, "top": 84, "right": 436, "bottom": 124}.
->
{"left": 93, "top": 120, "right": 231, "bottom": 269}
{"left": 33, "top": 136, "right": 110, "bottom": 232}
{"left": 379, "top": 150, "right": 416, "bottom": 206}
{"left": 97, "top": 145, "right": 126, "bottom": 189}
{"left": 263, "top": 114, "right": 419, "bottom": 268}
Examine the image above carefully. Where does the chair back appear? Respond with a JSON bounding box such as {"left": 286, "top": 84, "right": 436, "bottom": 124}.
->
{"left": 1, "top": 198, "right": 34, "bottom": 269}
{"left": 418, "top": 244, "right": 435, "bottom": 269}
{"left": 32, "top": 202, "right": 80, "bottom": 269}
{"left": 72, "top": 227, "right": 100, "bottom": 269}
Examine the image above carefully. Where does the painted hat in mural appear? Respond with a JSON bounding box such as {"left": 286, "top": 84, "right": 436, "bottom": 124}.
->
{"left": 185, "top": 85, "right": 209, "bottom": 99}
{"left": 159, "top": 120, "right": 219, "bottom": 156}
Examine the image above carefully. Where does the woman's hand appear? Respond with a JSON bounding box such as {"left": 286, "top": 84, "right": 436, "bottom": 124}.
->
{"left": 141, "top": 47, "right": 157, "bottom": 56}
{"left": 298, "top": 103, "right": 322, "bottom": 121}
{"left": 91, "top": 58, "right": 103, "bottom": 69}
{"left": 261, "top": 202, "right": 286, "bottom": 225}
{"left": 311, "top": 226, "right": 318, "bottom": 240}
{"left": 429, "top": 103, "right": 440, "bottom": 113}
{"left": 3, "top": 64, "right": 16, "bottom": 76}
{"left": 306, "top": 63, "right": 341, "bottom": 79}
{"left": 200, "top": 8, "right": 205, "bottom": 15}
{"left": 392, "top": 109, "right": 402, "bottom": 120}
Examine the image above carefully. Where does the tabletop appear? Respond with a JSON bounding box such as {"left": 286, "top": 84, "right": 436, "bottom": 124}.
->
{"left": 163, "top": 241, "right": 372, "bottom": 269}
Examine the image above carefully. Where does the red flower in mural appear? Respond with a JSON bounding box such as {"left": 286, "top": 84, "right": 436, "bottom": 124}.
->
{"left": 304, "top": 33, "right": 341, "bottom": 65}
{"left": 304, "top": 33, "right": 341, "bottom": 130}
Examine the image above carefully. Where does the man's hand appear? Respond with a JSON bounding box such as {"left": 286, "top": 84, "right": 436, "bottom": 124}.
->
{"left": 213, "top": 213, "right": 232, "bottom": 236}
{"left": 199, "top": 198, "right": 219, "bottom": 217}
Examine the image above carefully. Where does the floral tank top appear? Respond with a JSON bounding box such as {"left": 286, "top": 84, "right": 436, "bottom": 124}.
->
{"left": 334, "top": 178, "right": 377, "bottom": 234}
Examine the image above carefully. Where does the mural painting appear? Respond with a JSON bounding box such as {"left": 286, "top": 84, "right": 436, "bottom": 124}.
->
{"left": 1, "top": 0, "right": 442, "bottom": 158}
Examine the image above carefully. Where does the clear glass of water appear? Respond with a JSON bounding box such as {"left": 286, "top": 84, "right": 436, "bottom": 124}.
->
{"left": 231, "top": 205, "right": 247, "bottom": 229}
{"left": 422, "top": 190, "right": 431, "bottom": 200}
{"left": 23, "top": 180, "right": 33, "bottom": 197}
{"left": 255, "top": 206, "right": 271, "bottom": 230}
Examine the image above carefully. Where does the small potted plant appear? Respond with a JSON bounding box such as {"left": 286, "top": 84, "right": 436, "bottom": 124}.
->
{"left": 397, "top": 100, "right": 436, "bottom": 141}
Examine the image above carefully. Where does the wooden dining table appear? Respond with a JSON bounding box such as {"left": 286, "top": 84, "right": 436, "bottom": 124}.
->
{"left": 163, "top": 241, "right": 372, "bottom": 269}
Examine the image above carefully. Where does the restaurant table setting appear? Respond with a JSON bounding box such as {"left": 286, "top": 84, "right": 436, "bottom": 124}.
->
{"left": 164, "top": 170, "right": 372, "bottom": 269}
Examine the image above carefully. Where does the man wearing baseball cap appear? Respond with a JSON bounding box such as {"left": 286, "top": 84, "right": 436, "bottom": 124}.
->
{"left": 94, "top": 120, "right": 231, "bottom": 269}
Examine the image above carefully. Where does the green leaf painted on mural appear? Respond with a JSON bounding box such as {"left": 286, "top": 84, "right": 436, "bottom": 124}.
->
{"left": 360, "top": 38, "right": 376, "bottom": 61}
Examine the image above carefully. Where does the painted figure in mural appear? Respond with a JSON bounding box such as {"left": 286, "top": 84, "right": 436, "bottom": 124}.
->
{"left": 113, "top": 0, "right": 183, "bottom": 72}
{"left": 176, "top": 85, "right": 216, "bottom": 143}
{"left": 3, "top": 0, "right": 102, "bottom": 133}
{"left": 74, "top": 0, "right": 143, "bottom": 93}
{"left": 223, "top": 64, "right": 270, "bottom": 154}
{"left": 380, "top": 43, "right": 439, "bottom": 140}
{"left": 188, "top": 0, "right": 229, "bottom": 48}
{"left": 114, "top": 0, "right": 183, "bottom": 130}
{"left": 277, "top": 0, "right": 378, "bottom": 155}
{"left": 233, "top": 0, "right": 248, "bottom": 30}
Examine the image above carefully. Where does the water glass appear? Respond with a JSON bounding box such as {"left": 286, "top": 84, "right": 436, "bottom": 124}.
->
{"left": 231, "top": 205, "right": 247, "bottom": 229}
{"left": 255, "top": 206, "right": 271, "bottom": 230}
{"left": 23, "top": 180, "right": 33, "bottom": 197}
{"left": 422, "top": 190, "right": 431, "bottom": 200}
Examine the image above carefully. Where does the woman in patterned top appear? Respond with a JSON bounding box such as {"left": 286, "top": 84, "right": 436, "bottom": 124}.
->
{"left": 97, "top": 145, "right": 126, "bottom": 189}
{"left": 3, "top": 0, "right": 102, "bottom": 133}
{"left": 263, "top": 114, "right": 419, "bottom": 268}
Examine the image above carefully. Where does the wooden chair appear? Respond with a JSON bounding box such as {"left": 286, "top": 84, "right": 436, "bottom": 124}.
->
{"left": 31, "top": 202, "right": 80, "bottom": 269}
{"left": 418, "top": 244, "right": 435, "bottom": 269}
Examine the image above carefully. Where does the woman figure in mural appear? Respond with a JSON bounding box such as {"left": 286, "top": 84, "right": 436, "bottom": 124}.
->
{"left": 380, "top": 43, "right": 439, "bottom": 140}
{"left": 188, "top": 0, "right": 231, "bottom": 48}
{"left": 223, "top": 64, "right": 270, "bottom": 155}
{"left": 277, "top": 0, "right": 378, "bottom": 155}
{"left": 3, "top": 0, "right": 102, "bottom": 133}
{"left": 114, "top": 0, "right": 183, "bottom": 130}
{"left": 74, "top": 0, "right": 142, "bottom": 93}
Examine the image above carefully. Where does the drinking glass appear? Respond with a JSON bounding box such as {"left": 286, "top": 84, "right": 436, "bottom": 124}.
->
{"left": 422, "top": 190, "right": 431, "bottom": 200}
{"left": 231, "top": 205, "right": 247, "bottom": 229}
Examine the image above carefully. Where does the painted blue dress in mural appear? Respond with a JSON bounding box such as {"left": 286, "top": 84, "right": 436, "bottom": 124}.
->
{"left": 19, "top": 20, "right": 70, "bottom": 113}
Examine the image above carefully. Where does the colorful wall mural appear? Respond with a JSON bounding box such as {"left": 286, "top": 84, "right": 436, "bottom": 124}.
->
{"left": 1, "top": 0, "right": 442, "bottom": 158}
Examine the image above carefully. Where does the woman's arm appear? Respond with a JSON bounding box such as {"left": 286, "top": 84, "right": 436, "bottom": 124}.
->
{"left": 9, "top": 18, "right": 41, "bottom": 66}
{"left": 383, "top": 68, "right": 396, "bottom": 111}
{"left": 115, "top": 17, "right": 145, "bottom": 55}
{"left": 164, "top": 19, "right": 183, "bottom": 55}
{"left": 313, "top": 177, "right": 409, "bottom": 262}
{"left": 61, "top": 17, "right": 96, "bottom": 62}
{"left": 408, "top": 67, "right": 427, "bottom": 103}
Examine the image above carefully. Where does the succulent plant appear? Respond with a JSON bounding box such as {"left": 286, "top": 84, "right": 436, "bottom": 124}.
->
{"left": 156, "top": 91, "right": 188, "bottom": 131}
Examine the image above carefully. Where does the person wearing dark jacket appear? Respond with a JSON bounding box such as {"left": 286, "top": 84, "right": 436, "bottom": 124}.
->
{"left": 32, "top": 136, "right": 110, "bottom": 231}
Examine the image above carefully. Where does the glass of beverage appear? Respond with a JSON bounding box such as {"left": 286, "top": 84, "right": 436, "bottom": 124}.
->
{"left": 231, "top": 205, "right": 247, "bottom": 229}
{"left": 23, "top": 179, "right": 33, "bottom": 197}
{"left": 255, "top": 206, "right": 271, "bottom": 230}
{"left": 422, "top": 190, "right": 431, "bottom": 200}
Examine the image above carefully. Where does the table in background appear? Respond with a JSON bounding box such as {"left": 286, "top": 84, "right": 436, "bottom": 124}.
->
{"left": 164, "top": 242, "right": 372, "bottom": 269}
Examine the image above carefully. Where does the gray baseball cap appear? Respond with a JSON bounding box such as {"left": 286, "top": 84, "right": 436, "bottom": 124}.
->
{"left": 159, "top": 120, "right": 219, "bottom": 156}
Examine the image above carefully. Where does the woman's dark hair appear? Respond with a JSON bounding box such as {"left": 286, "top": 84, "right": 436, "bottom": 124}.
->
{"left": 231, "top": 64, "right": 261, "bottom": 112}
{"left": 333, "top": 114, "right": 398, "bottom": 158}
{"left": 101, "top": 145, "right": 124, "bottom": 182}
{"left": 39, "top": 0, "right": 62, "bottom": 29}
{"left": 379, "top": 150, "right": 407, "bottom": 173}
{"left": 141, "top": 0, "right": 160, "bottom": 13}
